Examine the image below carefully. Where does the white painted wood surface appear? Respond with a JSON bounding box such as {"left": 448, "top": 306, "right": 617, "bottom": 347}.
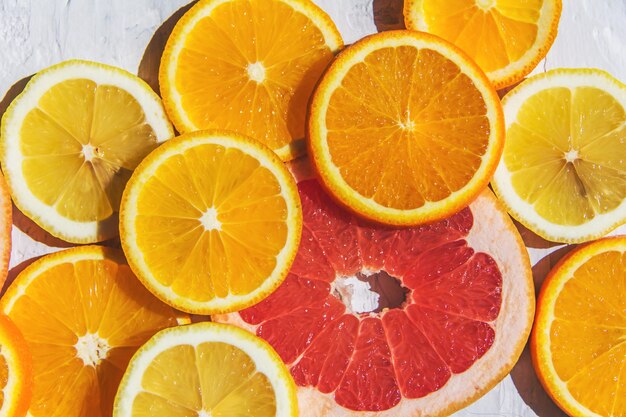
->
{"left": 0, "top": 1, "right": 624, "bottom": 416}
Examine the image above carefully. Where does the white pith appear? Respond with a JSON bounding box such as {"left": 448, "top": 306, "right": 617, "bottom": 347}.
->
{"left": 0, "top": 60, "right": 174, "bottom": 243}
{"left": 75, "top": 332, "right": 110, "bottom": 367}
{"left": 492, "top": 69, "right": 626, "bottom": 242}
{"left": 215, "top": 188, "right": 535, "bottom": 417}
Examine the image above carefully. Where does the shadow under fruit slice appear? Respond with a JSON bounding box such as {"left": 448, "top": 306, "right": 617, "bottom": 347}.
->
{"left": 119, "top": 130, "right": 302, "bottom": 314}
{"left": 214, "top": 175, "right": 534, "bottom": 417}
{"left": 532, "top": 236, "right": 626, "bottom": 417}
{"left": 113, "top": 322, "right": 297, "bottom": 417}
{"left": 0, "top": 314, "right": 32, "bottom": 417}
{"left": 308, "top": 30, "right": 504, "bottom": 227}
{"left": 0, "top": 60, "right": 174, "bottom": 244}
{"left": 0, "top": 246, "right": 185, "bottom": 417}
{"left": 159, "top": 0, "right": 343, "bottom": 161}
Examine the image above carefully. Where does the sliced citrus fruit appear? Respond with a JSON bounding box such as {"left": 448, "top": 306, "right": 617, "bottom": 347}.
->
{"left": 214, "top": 162, "right": 534, "bottom": 416}
{"left": 404, "top": 0, "right": 562, "bottom": 89}
{"left": 0, "top": 60, "right": 174, "bottom": 244}
{"left": 159, "top": 0, "right": 343, "bottom": 161}
{"left": 308, "top": 30, "right": 504, "bottom": 226}
{"left": 492, "top": 68, "right": 626, "bottom": 243}
{"left": 120, "top": 130, "right": 302, "bottom": 314}
{"left": 0, "top": 172, "right": 12, "bottom": 289}
{"left": 113, "top": 322, "right": 297, "bottom": 417}
{"left": 0, "top": 246, "right": 186, "bottom": 417}
{"left": 0, "top": 314, "right": 32, "bottom": 417}
{"left": 532, "top": 236, "right": 626, "bottom": 417}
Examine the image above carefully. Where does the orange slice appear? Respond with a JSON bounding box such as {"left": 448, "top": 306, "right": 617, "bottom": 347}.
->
{"left": 0, "top": 314, "right": 32, "bottom": 417}
{"left": 120, "top": 130, "right": 302, "bottom": 314}
{"left": 159, "top": 0, "right": 343, "bottom": 161}
{"left": 0, "top": 60, "right": 173, "bottom": 243}
{"left": 0, "top": 246, "right": 186, "bottom": 417}
{"left": 0, "top": 172, "right": 12, "bottom": 289}
{"left": 113, "top": 322, "right": 297, "bottom": 417}
{"left": 308, "top": 30, "right": 504, "bottom": 226}
{"left": 492, "top": 68, "right": 626, "bottom": 243}
{"left": 532, "top": 236, "right": 626, "bottom": 417}
{"left": 404, "top": 0, "right": 562, "bottom": 89}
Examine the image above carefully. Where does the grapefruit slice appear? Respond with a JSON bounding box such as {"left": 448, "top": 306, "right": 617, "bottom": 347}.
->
{"left": 214, "top": 165, "right": 534, "bottom": 416}
{"left": 0, "top": 172, "right": 12, "bottom": 289}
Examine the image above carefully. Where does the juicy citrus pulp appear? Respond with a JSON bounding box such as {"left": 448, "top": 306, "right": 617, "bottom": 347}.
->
{"left": 215, "top": 175, "right": 534, "bottom": 417}
{"left": 113, "top": 322, "right": 297, "bottom": 417}
{"left": 0, "top": 60, "right": 173, "bottom": 243}
{"left": 120, "top": 130, "right": 302, "bottom": 314}
{"left": 0, "top": 246, "right": 185, "bottom": 417}
{"left": 492, "top": 68, "right": 626, "bottom": 243}
{"left": 0, "top": 314, "right": 32, "bottom": 417}
{"left": 404, "top": 0, "right": 562, "bottom": 89}
{"left": 308, "top": 30, "right": 504, "bottom": 226}
{"left": 532, "top": 236, "right": 626, "bottom": 417}
{"left": 159, "top": 0, "right": 343, "bottom": 160}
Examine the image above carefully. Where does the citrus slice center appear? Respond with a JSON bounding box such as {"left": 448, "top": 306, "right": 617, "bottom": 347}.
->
{"left": 476, "top": 0, "right": 495, "bottom": 10}
{"left": 247, "top": 62, "right": 266, "bottom": 84}
{"left": 199, "top": 207, "right": 221, "bottom": 231}
{"left": 75, "top": 332, "right": 110, "bottom": 367}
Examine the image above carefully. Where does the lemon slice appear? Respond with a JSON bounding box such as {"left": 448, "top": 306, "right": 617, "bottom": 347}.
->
{"left": 113, "top": 322, "right": 298, "bottom": 417}
{"left": 0, "top": 60, "right": 174, "bottom": 243}
{"left": 492, "top": 68, "right": 626, "bottom": 243}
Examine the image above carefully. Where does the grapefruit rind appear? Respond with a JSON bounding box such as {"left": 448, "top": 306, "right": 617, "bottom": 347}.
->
{"left": 308, "top": 30, "right": 505, "bottom": 226}
{"left": 0, "top": 314, "right": 33, "bottom": 417}
{"left": 492, "top": 68, "right": 626, "bottom": 244}
{"left": 216, "top": 187, "right": 534, "bottom": 417}
{"left": 113, "top": 322, "right": 298, "bottom": 417}
{"left": 159, "top": 0, "right": 343, "bottom": 161}
{"left": 0, "top": 173, "right": 12, "bottom": 289}
{"left": 0, "top": 60, "right": 174, "bottom": 244}
{"left": 120, "top": 130, "right": 303, "bottom": 315}
{"left": 531, "top": 236, "right": 626, "bottom": 417}
{"left": 403, "top": 0, "right": 562, "bottom": 89}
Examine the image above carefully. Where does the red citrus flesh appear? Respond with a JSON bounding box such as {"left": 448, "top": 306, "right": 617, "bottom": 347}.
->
{"left": 237, "top": 180, "right": 502, "bottom": 412}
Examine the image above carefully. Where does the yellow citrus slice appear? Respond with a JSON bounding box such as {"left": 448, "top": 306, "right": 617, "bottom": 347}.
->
{"left": 404, "top": 0, "right": 562, "bottom": 89}
{"left": 120, "top": 130, "right": 302, "bottom": 314}
{"left": 0, "top": 172, "right": 12, "bottom": 290}
{"left": 0, "top": 314, "right": 33, "bottom": 417}
{"left": 0, "top": 246, "right": 186, "bottom": 417}
{"left": 492, "top": 68, "right": 626, "bottom": 243}
{"left": 159, "top": 0, "right": 343, "bottom": 161}
{"left": 308, "top": 30, "right": 504, "bottom": 226}
{"left": 0, "top": 60, "right": 174, "bottom": 244}
{"left": 113, "top": 322, "right": 297, "bottom": 417}
{"left": 532, "top": 236, "right": 626, "bottom": 417}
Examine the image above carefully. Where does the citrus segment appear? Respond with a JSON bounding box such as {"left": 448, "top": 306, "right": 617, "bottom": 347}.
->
{"left": 404, "top": 0, "right": 562, "bottom": 89}
{"left": 0, "top": 60, "right": 173, "bottom": 243}
{"left": 0, "top": 246, "right": 184, "bottom": 417}
{"left": 532, "top": 236, "right": 626, "bottom": 417}
{"left": 120, "top": 130, "right": 302, "bottom": 314}
{"left": 492, "top": 68, "right": 626, "bottom": 243}
{"left": 0, "top": 314, "right": 32, "bottom": 417}
{"left": 308, "top": 31, "right": 504, "bottom": 226}
{"left": 215, "top": 174, "right": 534, "bottom": 417}
{"left": 113, "top": 322, "right": 298, "bottom": 417}
{"left": 160, "top": 0, "right": 343, "bottom": 160}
